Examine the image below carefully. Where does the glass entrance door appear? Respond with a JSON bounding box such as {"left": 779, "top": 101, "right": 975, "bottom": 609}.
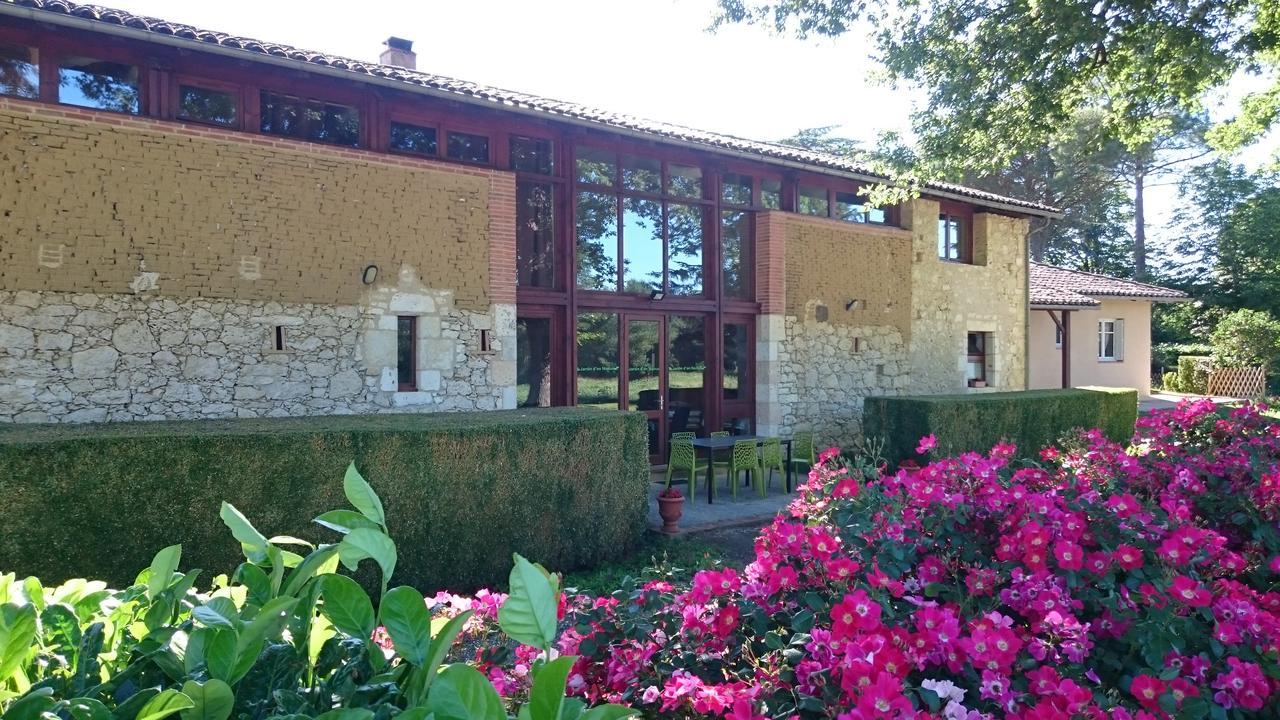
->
{"left": 626, "top": 317, "right": 664, "bottom": 458}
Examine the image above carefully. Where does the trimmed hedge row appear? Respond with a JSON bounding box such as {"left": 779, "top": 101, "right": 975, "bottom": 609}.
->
{"left": 0, "top": 408, "right": 649, "bottom": 591}
{"left": 863, "top": 387, "right": 1138, "bottom": 464}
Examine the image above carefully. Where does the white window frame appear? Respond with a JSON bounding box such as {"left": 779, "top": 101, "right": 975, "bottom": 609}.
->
{"left": 1098, "top": 319, "right": 1123, "bottom": 362}
{"left": 1054, "top": 324, "right": 1063, "bottom": 349}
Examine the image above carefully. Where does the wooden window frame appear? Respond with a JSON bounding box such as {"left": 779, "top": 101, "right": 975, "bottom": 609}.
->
{"left": 444, "top": 127, "right": 493, "bottom": 165}
{"left": 938, "top": 200, "right": 974, "bottom": 264}
{"left": 257, "top": 86, "right": 366, "bottom": 148}
{"left": 966, "top": 331, "right": 988, "bottom": 384}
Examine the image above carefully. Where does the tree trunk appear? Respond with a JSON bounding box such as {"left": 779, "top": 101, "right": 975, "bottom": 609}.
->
{"left": 1134, "top": 164, "right": 1146, "bottom": 280}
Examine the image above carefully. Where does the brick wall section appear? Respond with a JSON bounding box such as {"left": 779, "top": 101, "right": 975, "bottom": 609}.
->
{"left": 0, "top": 98, "right": 513, "bottom": 313}
{"left": 782, "top": 214, "right": 913, "bottom": 337}
{"left": 486, "top": 174, "right": 517, "bottom": 306}
{"left": 754, "top": 211, "right": 787, "bottom": 313}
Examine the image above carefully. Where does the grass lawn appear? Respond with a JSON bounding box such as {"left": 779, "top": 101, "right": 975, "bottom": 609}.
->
{"left": 560, "top": 531, "right": 732, "bottom": 596}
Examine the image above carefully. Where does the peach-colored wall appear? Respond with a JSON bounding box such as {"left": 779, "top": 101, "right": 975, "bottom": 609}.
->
{"left": 1029, "top": 298, "right": 1153, "bottom": 395}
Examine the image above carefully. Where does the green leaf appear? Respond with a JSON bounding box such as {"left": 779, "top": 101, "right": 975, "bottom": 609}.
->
{"left": 193, "top": 598, "right": 240, "bottom": 629}
{"left": 66, "top": 698, "right": 113, "bottom": 720}
{"left": 320, "top": 575, "right": 375, "bottom": 639}
{"left": 314, "top": 710, "right": 374, "bottom": 720}
{"left": 202, "top": 627, "right": 238, "bottom": 683}
{"left": 343, "top": 463, "right": 386, "bottom": 529}
{"left": 378, "top": 586, "right": 431, "bottom": 665}
{"left": 281, "top": 545, "right": 341, "bottom": 599}
{"left": 220, "top": 503, "right": 271, "bottom": 564}
{"left": 498, "top": 554, "right": 559, "bottom": 651}
{"left": 577, "top": 706, "right": 637, "bottom": 720}
{"left": 135, "top": 690, "right": 195, "bottom": 720}
{"left": 529, "top": 655, "right": 576, "bottom": 720}
{"left": 113, "top": 688, "right": 159, "bottom": 720}
{"left": 422, "top": 610, "right": 474, "bottom": 689}
{"left": 3, "top": 688, "right": 55, "bottom": 720}
{"left": 425, "top": 664, "right": 506, "bottom": 720}
{"left": 314, "top": 510, "right": 383, "bottom": 535}
{"left": 179, "top": 680, "right": 233, "bottom": 720}
{"left": 147, "top": 545, "right": 183, "bottom": 601}
{"left": 0, "top": 603, "right": 37, "bottom": 683}
{"left": 231, "top": 596, "right": 297, "bottom": 683}
{"left": 396, "top": 710, "right": 432, "bottom": 720}
{"left": 338, "top": 529, "right": 397, "bottom": 585}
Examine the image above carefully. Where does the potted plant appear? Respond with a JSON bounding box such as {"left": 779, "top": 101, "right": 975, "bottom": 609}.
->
{"left": 969, "top": 378, "right": 987, "bottom": 388}
{"left": 657, "top": 487, "right": 685, "bottom": 534}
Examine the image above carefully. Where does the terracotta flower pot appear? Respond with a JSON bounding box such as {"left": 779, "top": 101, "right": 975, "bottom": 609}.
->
{"left": 657, "top": 495, "right": 684, "bottom": 534}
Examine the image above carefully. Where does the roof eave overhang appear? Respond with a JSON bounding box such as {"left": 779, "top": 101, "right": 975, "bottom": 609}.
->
{"left": 1086, "top": 294, "right": 1191, "bottom": 303}
{"left": 0, "top": 2, "right": 1063, "bottom": 220}
{"left": 1031, "top": 303, "right": 1100, "bottom": 310}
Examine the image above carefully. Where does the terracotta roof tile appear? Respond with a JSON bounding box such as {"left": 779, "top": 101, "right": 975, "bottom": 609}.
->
{"left": 1030, "top": 263, "right": 1187, "bottom": 308}
{"left": 1, "top": 0, "right": 1062, "bottom": 216}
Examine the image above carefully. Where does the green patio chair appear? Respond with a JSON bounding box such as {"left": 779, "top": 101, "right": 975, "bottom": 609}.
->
{"left": 707, "top": 431, "right": 731, "bottom": 497}
{"left": 665, "top": 436, "right": 707, "bottom": 500}
{"left": 671, "top": 431, "right": 696, "bottom": 441}
{"left": 760, "top": 437, "right": 786, "bottom": 494}
{"left": 725, "top": 439, "right": 764, "bottom": 500}
{"left": 789, "top": 430, "right": 817, "bottom": 476}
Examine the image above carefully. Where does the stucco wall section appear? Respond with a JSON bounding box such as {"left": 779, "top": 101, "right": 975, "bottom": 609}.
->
{"left": 905, "top": 199, "right": 1029, "bottom": 393}
{"left": 0, "top": 101, "right": 500, "bottom": 312}
{"left": 1028, "top": 299, "right": 1152, "bottom": 394}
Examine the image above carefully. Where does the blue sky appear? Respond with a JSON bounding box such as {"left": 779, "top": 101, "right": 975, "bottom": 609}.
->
{"left": 105, "top": 0, "right": 1276, "bottom": 248}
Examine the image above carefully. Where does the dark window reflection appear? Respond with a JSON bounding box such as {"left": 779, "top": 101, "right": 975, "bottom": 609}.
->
{"left": 667, "top": 163, "right": 702, "bottom": 198}
{"left": 517, "top": 317, "right": 554, "bottom": 407}
{"left": 0, "top": 44, "right": 38, "bottom": 99}
{"left": 59, "top": 56, "right": 139, "bottom": 114}
{"left": 447, "top": 131, "right": 489, "bottom": 163}
{"left": 721, "top": 173, "right": 752, "bottom": 206}
{"left": 575, "top": 191, "right": 618, "bottom": 291}
{"left": 260, "top": 91, "right": 359, "bottom": 147}
{"left": 798, "top": 185, "right": 828, "bottom": 216}
{"left": 761, "top": 178, "right": 782, "bottom": 210}
{"left": 390, "top": 122, "right": 438, "bottom": 156}
{"left": 723, "top": 323, "right": 750, "bottom": 399}
{"left": 510, "top": 135, "right": 554, "bottom": 174}
{"left": 576, "top": 312, "right": 619, "bottom": 408}
{"left": 177, "top": 85, "right": 237, "bottom": 127}
{"left": 667, "top": 315, "right": 706, "bottom": 436}
{"left": 397, "top": 316, "right": 416, "bottom": 390}
{"left": 517, "top": 182, "right": 556, "bottom": 288}
{"left": 668, "top": 203, "right": 704, "bottom": 296}
{"left": 721, "top": 210, "right": 750, "bottom": 299}
{"left": 622, "top": 155, "right": 661, "bottom": 193}
{"left": 576, "top": 146, "right": 616, "bottom": 186}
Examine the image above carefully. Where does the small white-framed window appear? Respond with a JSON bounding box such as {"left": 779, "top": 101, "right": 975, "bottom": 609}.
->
{"left": 1054, "top": 324, "right": 1063, "bottom": 349}
{"left": 1098, "top": 319, "right": 1123, "bottom": 361}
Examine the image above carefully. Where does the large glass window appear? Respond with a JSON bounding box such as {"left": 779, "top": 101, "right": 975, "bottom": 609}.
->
{"left": 517, "top": 182, "right": 556, "bottom": 288}
{"left": 721, "top": 210, "right": 750, "bottom": 299}
{"left": 517, "top": 317, "right": 555, "bottom": 407}
{"left": 721, "top": 173, "right": 752, "bottom": 206}
{"left": 59, "top": 56, "right": 139, "bottom": 114}
{"left": 622, "top": 155, "right": 661, "bottom": 193}
{"left": 446, "top": 131, "right": 489, "bottom": 163}
{"left": 622, "top": 198, "right": 663, "bottom": 293}
{"left": 723, "top": 322, "right": 750, "bottom": 400}
{"left": 761, "top": 178, "right": 783, "bottom": 210}
{"left": 390, "top": 121, "right": 438, "bottom": 156}
{"left": 511, "top": 135, "right": 554, "bottom": 174}
{"left": 260, "top": 91, "right": 359, "bottom": 147}
{"left": 667, "top": 315, "right": 706, "bottom": 436}
{"left": 177, "top": 84, "right": 238, "bottom": 127}
{"left": 667, "top": 163, "right": 702, "bottom": 198}
{"left": 575, "top": 147, "right": 616, "bottom": 186}
{"left": 0, "top": 43, "right": 38, "bottom": 99}
{"left": 576, "top": 312, "right": 619, "bottom": 408}
{"left": 667, "top": 203, "right": 705, "bottom": 296}
{"left": 575, "top": 191, "right": 618, "bottom": 291}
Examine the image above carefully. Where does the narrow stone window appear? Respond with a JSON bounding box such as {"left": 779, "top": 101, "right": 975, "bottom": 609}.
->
{"left": 274, "top": 326, "right": 288, "bottom": 352}
{"left": 479, "top": 329, "right": 491, "bottom": 352}
{"left": 397, "top": 316, "right": 417, "bottom": 391}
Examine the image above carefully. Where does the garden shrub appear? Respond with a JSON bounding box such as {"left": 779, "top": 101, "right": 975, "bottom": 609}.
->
{"left": 0, "top": 407, "right": 648, "bottom": 591}
{"left": 1161, "top": 370, "right": 1182, "bottom": 392}
{"left": 1177, "top": 355, "right": 1212, "bottom": 394}
{"left": 862, "top": 387, "right": 1137, "bottom": 463}
{"left": 546, "top": 400, "right": 1280, "bottom": 718}
{"left": 1151, "top": 342, "right": 1212, "bottom": 373}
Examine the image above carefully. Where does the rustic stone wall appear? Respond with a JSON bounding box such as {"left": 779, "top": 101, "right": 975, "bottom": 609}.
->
{"left": 0, "top": 284, "right": 514, "bottom": 423}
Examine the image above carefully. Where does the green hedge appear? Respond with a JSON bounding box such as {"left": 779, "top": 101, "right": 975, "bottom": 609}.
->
{"left": 1174, "top": 355, "right": 1212, "bottom": 394}
{"left": 863, "top": 387, "right": 1138, "bottom": 464}
{"left": 0, "top": 408, "right": 649, "bottom": 591}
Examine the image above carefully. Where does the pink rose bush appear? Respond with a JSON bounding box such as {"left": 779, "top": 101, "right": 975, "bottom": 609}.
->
{"left": 545, "top": 399, "right": 1280, "bottom": 718}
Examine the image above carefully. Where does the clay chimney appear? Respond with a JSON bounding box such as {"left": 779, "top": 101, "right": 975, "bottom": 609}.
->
{"left": 379, "top": 37, "right": 415, "bottom": 70}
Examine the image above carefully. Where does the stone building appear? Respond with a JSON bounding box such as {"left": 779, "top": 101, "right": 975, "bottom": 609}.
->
{"left": 0, "top": 0, "right": 1058, "bottom": 455}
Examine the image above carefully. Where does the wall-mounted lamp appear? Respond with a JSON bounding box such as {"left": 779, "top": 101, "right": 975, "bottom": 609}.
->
{"left": 650, "top": 289, "right": 666, "bottom": 301}
{"left": 362, "top": 265, "right": 379, "bottom": 285}
{"left": 845, "top": 299, "right": 861, "bottom": 311}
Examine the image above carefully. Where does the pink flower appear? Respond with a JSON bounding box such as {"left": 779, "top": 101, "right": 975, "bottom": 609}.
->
{"left": 1054, "top": 541, "right": 1084, "bottom": 572}
{"left": 1168, "top": 575, "right": 1212, "bottom": 607}
{"left": 916, "top": 434, "right": 938, "bottom": 454}
{"left": 1130, "top": 675, "right": 1165, "bottom": 710}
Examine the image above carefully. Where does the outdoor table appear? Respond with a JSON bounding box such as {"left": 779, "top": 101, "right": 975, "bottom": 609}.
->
{"left": 689, "top": 435, "right": 793, "bottom": 504}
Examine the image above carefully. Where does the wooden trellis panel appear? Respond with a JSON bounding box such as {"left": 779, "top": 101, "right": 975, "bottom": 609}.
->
{"left": 1207, "top": 366, "right": 1267, "bottom": 398}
